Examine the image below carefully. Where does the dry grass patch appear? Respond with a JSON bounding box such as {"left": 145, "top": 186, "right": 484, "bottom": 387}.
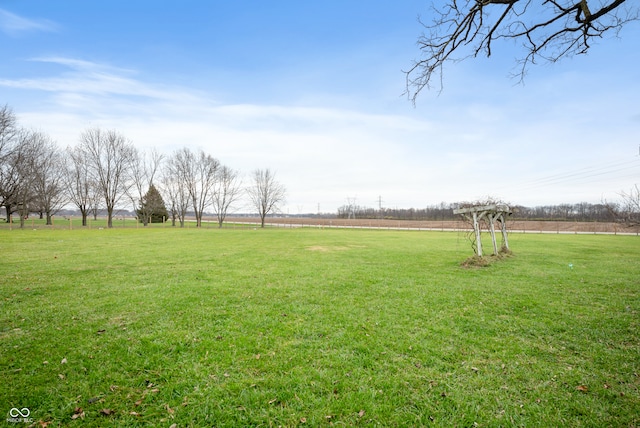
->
{"left": 461, "top": 250, "right": 513, "bottom": 268}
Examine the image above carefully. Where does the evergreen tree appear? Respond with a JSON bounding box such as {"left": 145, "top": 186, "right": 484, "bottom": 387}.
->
{"left": 136, "top": 184, "right": 168, "bottom": 225}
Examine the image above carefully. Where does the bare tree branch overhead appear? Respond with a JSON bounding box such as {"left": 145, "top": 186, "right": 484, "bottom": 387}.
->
{"left": 405, "top": 0, "right": 637, "bottom": 101}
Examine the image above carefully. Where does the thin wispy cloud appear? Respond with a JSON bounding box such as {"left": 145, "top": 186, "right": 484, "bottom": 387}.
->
{"left": 0, "top": 57, "right": 192, "bottom": 101}
{"left": 0, "top": 8, "right": 58, "bottom": 36}
{"left": 6, "top": 58, "right": 199, "bottom": 116}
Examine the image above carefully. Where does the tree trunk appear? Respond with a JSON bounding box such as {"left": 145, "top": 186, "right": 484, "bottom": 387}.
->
{"left": 4, "top": 205, "right": 11, "bottom": 223}
{"left": 81, "top": 210, "right": 88, "bottom": 226}
{"left": 46, "top": 212, "right": 53, "bottom": 226}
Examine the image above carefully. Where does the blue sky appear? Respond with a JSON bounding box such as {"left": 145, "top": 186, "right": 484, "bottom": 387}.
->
{"left": 1, "top": 1, "right": 639, "bottom": 214}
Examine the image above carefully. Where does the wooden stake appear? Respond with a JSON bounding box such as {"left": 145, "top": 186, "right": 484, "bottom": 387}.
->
{"left": 473, "top": 212, "right": 482, "bottom": 257}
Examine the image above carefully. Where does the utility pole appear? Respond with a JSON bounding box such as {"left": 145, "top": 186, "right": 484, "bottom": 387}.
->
{"left": 377, "top": 195, "right": 384, "bottom": 219}
{"left": 346, "top": 197, "right": 357, "bottom": 219}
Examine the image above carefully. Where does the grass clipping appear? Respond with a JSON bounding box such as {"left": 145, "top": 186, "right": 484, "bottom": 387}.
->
{"left": 461, "top": 246, "right": 513, "bottom": 268}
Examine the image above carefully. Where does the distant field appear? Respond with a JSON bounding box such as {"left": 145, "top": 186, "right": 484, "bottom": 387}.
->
{"left": 2, "top": 215, "right": 639, "bottom": 235}
{"left": 1, "top": 228, "right": 638, "bottom": 426}
{"left": 227, "top": 217, "right": 640, "bottom": 235}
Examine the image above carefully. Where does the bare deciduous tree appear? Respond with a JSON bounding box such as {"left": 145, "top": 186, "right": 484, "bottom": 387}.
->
{"left": 160, "top": 155, "right": 190, "bottom": 227}
{"left": 13, "top": 130, "right": 49, "bottom": 228}
{"left": 1, "top": 129, "right": 43, "bottom": 225}
{"left": 0, "top": 106, "right": 19, "bottom": 222}
{"left": 607, "top": 184, "right": 640, "bottom": 226}
{"left": 619, "top": 184, "right": 640, "bottom": 225}
{"left": 211, "top": 165, "right": 243, "bottom": 228}
{"left": 247, "top": 168, "right": 286, "bottom": 228}
{"left": 65, "top": 145, "right": 97, "bottom": 226}
{"left": 0, "top": 105, "right": 18, "bottom": 164}
{"left": 171, "top": 148, "right": 220, "bottom": 228}
{"left": 405, "top": 0, "right": 638, "bottom": 100}
{"left": 32, "top": 133, "right": 67, "bottom": 225}
{"left": 79, "top": 127, "right": 136, "bottom": 228}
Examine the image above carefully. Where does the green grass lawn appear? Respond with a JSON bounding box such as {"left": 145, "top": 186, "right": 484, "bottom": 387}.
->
{"left": 1, "top": 228, "right": 639, "bottom": 426}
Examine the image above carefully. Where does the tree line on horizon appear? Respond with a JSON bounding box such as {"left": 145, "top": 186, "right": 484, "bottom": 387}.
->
{"left": 337, "top": 199, "right": 639, "bottom": 225}
{"left": 0, "top": 105, "right": 286, "bottom": 229}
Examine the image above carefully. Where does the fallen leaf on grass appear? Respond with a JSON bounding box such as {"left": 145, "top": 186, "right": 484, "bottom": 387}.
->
{"left": 61, "top": 358, "right": 67, "bottom": 364}
{"left": 100, "top": 408, "right": 114, "bottom": 416}
{"left": 130, "top": 411, "right": 141, "bottom": 416}
{"left": 169, "top": 424, "right": 177, "bottom": 428}
{"left": 58, "top": 374, "right": 65, "bottom": 380}
{"left": 165, "top": 404, "right": 175, "bottom": 418}
{"left": 71, "top": 407, "right": 85, "bottom": 420}
{"left": 576, "top": 385, "right": 588, "bottom": 392}
{"left": 134, "top": 399, "right": 143, "bottom": 406}
{"left": 358, "top": 410, "right": 366, "bottom": 418}
{"left": 300, "top": 417, "right": 307, "bottom": 423}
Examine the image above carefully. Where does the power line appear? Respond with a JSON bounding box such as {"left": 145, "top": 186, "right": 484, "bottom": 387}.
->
{"left": 496, "top": 156, "right": 640, "bottom": 193}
